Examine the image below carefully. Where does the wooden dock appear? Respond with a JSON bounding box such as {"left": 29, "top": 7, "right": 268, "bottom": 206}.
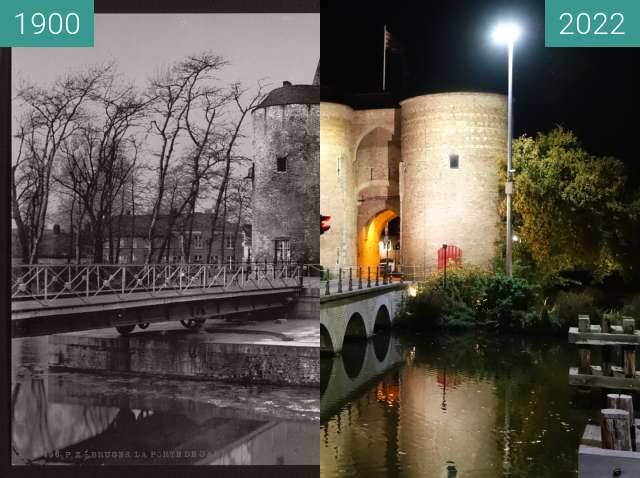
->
{"left": 579, "top": 415, "right": 640, "bottom": 477}
{"left": 568, "top": 315, "right": 640, "bottom": 391}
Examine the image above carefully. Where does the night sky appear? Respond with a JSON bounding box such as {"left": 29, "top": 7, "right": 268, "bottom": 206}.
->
{"left": 322, "top": 0, "right": 639, "bottom": 181}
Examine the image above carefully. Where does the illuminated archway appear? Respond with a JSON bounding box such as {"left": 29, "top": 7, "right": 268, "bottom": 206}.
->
{"left": 357, "top": 210, "right": 398, "bottom": 273}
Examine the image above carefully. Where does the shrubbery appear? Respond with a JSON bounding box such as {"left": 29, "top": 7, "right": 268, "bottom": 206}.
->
{"left": 404, "top": 268, "right": 558, "bottom": 333}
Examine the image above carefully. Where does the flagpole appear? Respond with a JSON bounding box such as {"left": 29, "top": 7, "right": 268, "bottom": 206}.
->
{"left": 382, "top": 25, "right": 387, "bottom": 91}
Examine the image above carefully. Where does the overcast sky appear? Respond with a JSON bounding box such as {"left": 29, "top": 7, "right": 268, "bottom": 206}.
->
{"left": 12, "top": 13, "right": 319, "bottom": 157}
{"left": 14, "top": 13, "right": 319, "bottom": 88}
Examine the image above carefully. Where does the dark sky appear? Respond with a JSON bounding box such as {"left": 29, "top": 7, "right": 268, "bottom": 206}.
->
{"left": 322, "top": 0, "right": 639, "bottom": 180}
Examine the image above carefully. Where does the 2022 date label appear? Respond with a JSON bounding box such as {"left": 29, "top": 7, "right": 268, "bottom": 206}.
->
{"left": 546, "top": 0, "right": 639, "bottom": 47}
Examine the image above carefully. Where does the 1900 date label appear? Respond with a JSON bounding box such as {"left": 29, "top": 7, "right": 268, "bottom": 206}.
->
{"left": 0, "top": 0, "right": 93, "bottom": 47}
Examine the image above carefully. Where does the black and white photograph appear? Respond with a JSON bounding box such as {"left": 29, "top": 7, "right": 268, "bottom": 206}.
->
{"left": 9, "top": 12, "right": 320, "bottom": 466}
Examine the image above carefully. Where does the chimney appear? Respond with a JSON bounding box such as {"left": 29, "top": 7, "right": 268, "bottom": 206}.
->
{"left": 53, "top": 224, "right": 61, "bottom": 235}
{"left": 282, "top": 81, "right": 292, "bottom": 86}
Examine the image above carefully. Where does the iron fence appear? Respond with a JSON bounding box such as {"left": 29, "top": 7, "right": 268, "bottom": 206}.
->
{"left": 12, "top": 262, "right": 307, "bottom": 302}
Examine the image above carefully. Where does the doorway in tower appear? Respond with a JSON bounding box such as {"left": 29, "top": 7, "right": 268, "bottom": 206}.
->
{"left": 357, "top": 211, "right": 400, "bottom": 277}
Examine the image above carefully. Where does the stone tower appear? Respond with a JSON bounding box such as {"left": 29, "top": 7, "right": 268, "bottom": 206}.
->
{"left": 251, "top": 65, "right": 320, "bottom": 264}
{"left": 320, "top": 91, "right": 507, "bottom": 272}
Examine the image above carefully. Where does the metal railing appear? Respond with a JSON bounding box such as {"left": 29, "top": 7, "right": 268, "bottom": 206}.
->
{"left": 12, "top": 262, "right": 308, "bottom": 302}
{"left": 320, "top": 264, "right": 438, "bottom": 296}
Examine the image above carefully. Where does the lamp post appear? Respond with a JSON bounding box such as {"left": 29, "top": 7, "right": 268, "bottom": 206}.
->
{"left": 492, "top": 22, "right": 521, "bottom": 278}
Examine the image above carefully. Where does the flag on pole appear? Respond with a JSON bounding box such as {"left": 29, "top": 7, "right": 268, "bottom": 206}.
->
{"left": 383, "top": 26, "right": 403, "bottom": 91}
{"left": 384, "top": 28, "right": 403, "bottom": 53}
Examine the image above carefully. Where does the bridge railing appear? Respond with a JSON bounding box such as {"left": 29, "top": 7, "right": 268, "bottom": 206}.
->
{"left": 320, "top": 264, "right": 438, "bottom": 296}
{"left": 11, "top": 262, "right": 307, "bottom": 302}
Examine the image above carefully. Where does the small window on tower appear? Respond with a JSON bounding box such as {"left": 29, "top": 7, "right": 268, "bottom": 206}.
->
{"left": 276, "top": 156, "right": 287, "bottom": 172}
{"left": 449, "top": 154, "right": 459, "bottom": 169}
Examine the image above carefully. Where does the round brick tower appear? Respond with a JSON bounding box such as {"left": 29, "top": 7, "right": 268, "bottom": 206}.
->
{"left": 399, "top": 92, "right": 507, "bottom": 270}
{"left": 251, "top": 80, "right": 320, "bottom": 264}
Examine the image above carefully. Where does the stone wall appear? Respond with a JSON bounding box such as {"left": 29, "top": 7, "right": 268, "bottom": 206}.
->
{"left": 252, "top": 103, "right": 320, "bottom": 263}
{"left": 400, "top": 92, "right": 507, "bottom": 269}
{"left": 319, "top": 103, "right": 356, "bottom": 267}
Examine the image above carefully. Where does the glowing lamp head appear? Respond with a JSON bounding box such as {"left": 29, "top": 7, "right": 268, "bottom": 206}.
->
{"left": 492, "top": 22, "right": 521, "bottom": 45}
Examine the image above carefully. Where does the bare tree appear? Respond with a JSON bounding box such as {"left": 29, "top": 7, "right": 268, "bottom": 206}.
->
{"left": 205, "top": 82, "right": 266, "bottom": 263}
{"left": 12, "top": 64, "right": 113, "bottom": 263}
{"left": 55, "top": 72, "right": 147, "bottom": 263}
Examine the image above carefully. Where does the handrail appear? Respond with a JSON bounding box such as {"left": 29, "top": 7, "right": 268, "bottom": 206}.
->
{"left": 11, "top": 262, "right": 311, "bottom": 303}
{"left": 319, "top": 264, "right": 436, "bottom": 296}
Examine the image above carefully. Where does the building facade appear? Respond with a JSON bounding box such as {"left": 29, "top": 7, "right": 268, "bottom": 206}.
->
{"left": 320, "top": 92, "right": 507, "bottom": 272}
{"left": 108, "top": 213, "right": 249, "bottom": 264}
{"left": 250, "top": 62, "right": 320, "bottom": 264}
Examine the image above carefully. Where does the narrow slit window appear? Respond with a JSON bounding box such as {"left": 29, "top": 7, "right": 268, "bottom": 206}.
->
{"left": 449, "top": 154, "right": 459, "bottom": 169}
{"left": 277, "top": 156, "right": 287, "bottom": 172}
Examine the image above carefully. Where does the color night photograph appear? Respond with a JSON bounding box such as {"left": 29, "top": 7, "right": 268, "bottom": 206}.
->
{"left": 319, "top": 1, "right": 640, "bottom": 477}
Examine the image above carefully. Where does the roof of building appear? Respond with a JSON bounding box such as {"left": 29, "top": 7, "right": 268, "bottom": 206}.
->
{"left": 112, "top": 213, "right": 247, "bottom": 237}
{"left": 255, "top": 83, "right": 319, "bottom": 109}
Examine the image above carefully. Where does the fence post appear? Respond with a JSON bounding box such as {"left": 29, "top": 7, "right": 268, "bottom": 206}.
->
{"left": 325, "top": 271, "right": 330, "bottom": 296}
{"left": 367, "top": 267, "right": 371, "bottom": 288}
{"left": 375, "top": 267, "right": 379, "bottom": 287}
{"left": 348, "top": 268, "right": 353, "bottom": 291}
{"left": 358, "top": 267, "right": 362, "bottom": 289}
{"left": 337, "top": 268, "right": 343, "bottom": 293}
{"left": 122, "top": 267, "right": 126, "bottom": 294}
{"left": 86, "top": 268, "right": 90, "bottom": 297}
{"left": 44, "top": 267, "right": 48, "bottom": 301}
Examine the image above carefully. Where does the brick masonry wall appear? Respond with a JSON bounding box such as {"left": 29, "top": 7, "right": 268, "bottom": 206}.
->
{"left": 400, "top": 92, "right": 507, "bottom": 269}
{"left": 320, "top": 103, "right": 356, "bottom": 267}
{"left": 320, "top": 93, "right": 506, "bottom": 271}
{"left": 252, "top": 103, "right": 320, "bottom": 263}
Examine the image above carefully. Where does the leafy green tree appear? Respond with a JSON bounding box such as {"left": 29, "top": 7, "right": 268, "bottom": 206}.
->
{"left": 499, "top": 126, "right": 637, "bottom": 286}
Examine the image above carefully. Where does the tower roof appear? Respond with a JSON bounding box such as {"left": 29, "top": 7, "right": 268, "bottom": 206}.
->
{"left": 254, "top": 83, "right": 319, "bottom": 109}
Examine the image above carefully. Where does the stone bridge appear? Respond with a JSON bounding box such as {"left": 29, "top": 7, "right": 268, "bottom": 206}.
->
{"left": 320, "top": 282, "right": 407, "bottom": 354}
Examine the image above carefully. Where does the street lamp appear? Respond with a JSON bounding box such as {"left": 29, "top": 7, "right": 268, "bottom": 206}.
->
{"left": 492, "top": 21, "right": 521, "bottom": 278}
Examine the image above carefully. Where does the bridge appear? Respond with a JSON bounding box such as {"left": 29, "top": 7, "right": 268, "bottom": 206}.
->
{"left": 319, "top": 266, "right": 409, "bottom": 354}
{"left": 11, "top": 263, "right": 309, "bottom": 338}
{"left": 321, "top": 333, "right": 407, "bottom": 421}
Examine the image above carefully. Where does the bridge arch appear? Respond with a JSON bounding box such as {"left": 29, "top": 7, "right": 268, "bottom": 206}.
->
{"left": 320, "top": 324, "right": 335, "bottom": 354}
{"left": 373, "top": 304, "right": 391, "bottom": 333}
{"left": 344, "top": 313, "right": 367, "bottom": 341}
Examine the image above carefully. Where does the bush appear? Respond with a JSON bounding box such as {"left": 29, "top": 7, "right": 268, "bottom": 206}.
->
{"left": 622, "top": 294, "right": 640, "bottom": 319}
{"left": 404, "top": 267, "right": 550, "bottom": 333}
{"left": 551, "top": 291, "right": 598, "bottom": 330}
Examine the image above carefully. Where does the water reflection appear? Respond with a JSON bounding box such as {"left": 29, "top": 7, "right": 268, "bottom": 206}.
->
{"left": 321, "top": 333, "right": 599, "bottom": 478}
{"left": 12, "top": 337, "right": 319, "bottom": 465}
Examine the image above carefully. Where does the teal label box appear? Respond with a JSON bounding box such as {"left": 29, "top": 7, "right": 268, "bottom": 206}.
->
{"left": 0, "top": 0, "right": 93, "bottom": 47}
{"left": 545, "top": 0, "right": 640, "bottom": 47}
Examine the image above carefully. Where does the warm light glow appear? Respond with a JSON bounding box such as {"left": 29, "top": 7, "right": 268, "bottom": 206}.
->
{"left": 512, "top": 234, "right": 519, "bottom": 242}
{"left": 357, "top": 210, "right": 397, "bottom": 273}
{"left": 492, "top": 22, "right": 521, "bottom": 44}
{"left": 408, "top": 285, "right": 417, "bottom": 297}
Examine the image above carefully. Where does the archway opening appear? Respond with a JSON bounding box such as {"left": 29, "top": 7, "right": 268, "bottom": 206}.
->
{"left": 373, "top": 305, "right": 391, "bottom": 333}
{"left": 357, "top": 212, "right": 399, "bottom": 275}
{"left": 344, "top": 313, "right": 367, "bottom": 341}
{"left": 320, "top": 324, "right": 334, "bottom": 355}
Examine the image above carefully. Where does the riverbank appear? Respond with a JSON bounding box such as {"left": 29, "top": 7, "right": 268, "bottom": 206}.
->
{"left": 49, "top": 319, "right": 320, "bottom": 386}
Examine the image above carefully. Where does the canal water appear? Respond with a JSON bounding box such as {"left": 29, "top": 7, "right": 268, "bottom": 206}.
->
{"left": 12, "top": 336, "right": 319, "bottom": 465}
{"left": 321, "top": 332, "right": 602, "bottom": 478}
